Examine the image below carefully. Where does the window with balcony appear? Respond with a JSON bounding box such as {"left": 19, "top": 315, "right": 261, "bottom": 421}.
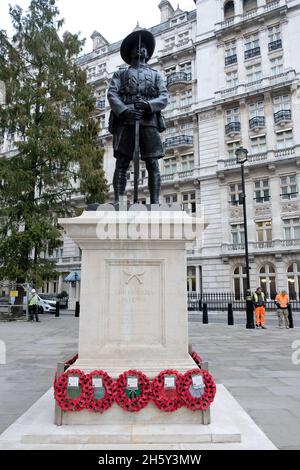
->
{"left": 182, "top": 192, "right": 196, "bottom": 214}
{"left": 227, "top": 140, "right": 241, "bottom": 160}
{"left": 274, "top": 94, "right": 291, "bottom": 124}
{"left": 165, "top": 66, "right": 176, "bottom": 77}
{"left": 249, "top": 101, "right": 265, "bottom": 129}
{"left": 165, "top": 194, "right": 178, "bottom": 204}
{"left": 256, "top": 221, "right": 272, "bottom": 247}
{"left": 224, "top": 0, "right": 235, "bottom": 20}
{"left": 280, "top": 175, "right": 298, "bottom": 200}
{"left": 268, "top": 25, "right": 282, "bottom": 52}
{"left": 276, "top": 130, "right": 294, "bottom": 150}
{"left": 163, "top": 157, "right": 177, "bottom": 175}
{"left": 283, "top": 218, "right": 300, "bottom": 240}
{"left": 179, "top": 61, "right": 192, "bottom": 74}
{"left": 180, "top": 122, "right": 193, "bottom": 135}
{"left": 233, "top": 266, "right": 247, "bottom": 300}
{"left": 231, "top": 224, "right": 245, "bottom": 245}
{"left": 244, "top": 34, "right": 260, "bottom": 59}
{"left": 180, "top": 89, "right": 192, "bottom": 107}
{"left": 225, "top": 107, "right": 240, "bottom": 134}
{"left": 226, "top": 70, "right": 238, "bottom": 88}
{"left": 270, "top": 56, "right": 283, "bottom": 76}
{"left": 259, "top": 265, "right": 276, "bottom": 299}
{"left": 246, "top": 63, "right": 262, "bottom": 83}
{"left": 225, "top": 41, "right": 237, "bottom": 66}
{"left": 251, "top": 135, "right": 267, "bottom": 154}
{"left": 288, "top": 263, "right": 300, "bottom": 300}
{"left": 229, "top": 183, "right": 243, "bottom": 206}
{"left": 181, "top": 154, "right": 194, "bottom": 172}
{"left": 254, "top": 179, "right": 270, "bottom": 203}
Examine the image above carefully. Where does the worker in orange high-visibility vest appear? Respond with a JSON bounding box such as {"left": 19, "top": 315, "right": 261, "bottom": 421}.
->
{"left": 275, "top": 290, "right": 290, "bottom": 329}
{"left": 252, "top": 287, "right": 267, "bottom": 329}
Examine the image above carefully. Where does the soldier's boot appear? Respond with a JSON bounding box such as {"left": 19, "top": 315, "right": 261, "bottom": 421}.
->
{"left": 113, "top": 167, "right": 128, "bottom": 204}
{"left": 147, "top": 159, "right": 161, "bottom": 205}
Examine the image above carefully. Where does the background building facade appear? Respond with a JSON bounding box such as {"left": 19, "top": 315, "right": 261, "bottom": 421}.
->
{"left": 2, "top": 0, "right": 300, "bottom": 306}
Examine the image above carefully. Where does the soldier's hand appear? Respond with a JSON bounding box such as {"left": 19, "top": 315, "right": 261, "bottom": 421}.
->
{"left": 134, "top": 97, "right": 150, "bottom": 112}
{"left": 123, "top": 108, "right": 144, "bottom": 120}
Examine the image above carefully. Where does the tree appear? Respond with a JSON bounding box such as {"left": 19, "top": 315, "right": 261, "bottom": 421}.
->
{"left": 0, "top": 0, "right": 108, "bottom": 291}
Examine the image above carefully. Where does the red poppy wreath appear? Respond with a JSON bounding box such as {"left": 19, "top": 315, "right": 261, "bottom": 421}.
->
{"left": 115, "top": 370, "right": 152, "bottom": 412}
{"left": 152, "top": 370, "right": 184, "bottom": 412}
{"left": 54, "top": 369, "right": 90, "bottom": 412}
{"left": 85, "top": 370, "right": 116, "bottom": 413}
{"left": 179, "top": 368, "right": 216, "bottom": 411}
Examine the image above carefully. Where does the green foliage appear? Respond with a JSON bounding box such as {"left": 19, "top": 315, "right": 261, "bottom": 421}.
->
{"left": 0, "top": 0, "right": 108, "bottom": 285}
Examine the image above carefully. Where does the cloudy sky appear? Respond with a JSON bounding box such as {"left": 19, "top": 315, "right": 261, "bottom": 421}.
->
{"left": 1, "top": 0, "right": 196, "bottom": 51}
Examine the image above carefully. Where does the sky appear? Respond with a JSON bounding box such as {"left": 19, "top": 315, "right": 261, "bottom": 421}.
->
{"left": 1, "top": 0, "right": 196, "bottom": 52}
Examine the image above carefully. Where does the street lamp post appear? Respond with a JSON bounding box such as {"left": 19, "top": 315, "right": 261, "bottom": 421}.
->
{"left": 235, "top": 146, "right": 255, "bottom": 329}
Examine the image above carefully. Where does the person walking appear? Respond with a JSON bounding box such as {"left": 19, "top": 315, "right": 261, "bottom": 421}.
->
{"left": 252, "top": 287, "right": 267, "bottom": 329}
{"left": 28, "top": 289, "right": 40, "bottom": 322}
{"left": 275, "top": 290, "right": 289, "bottom": 329}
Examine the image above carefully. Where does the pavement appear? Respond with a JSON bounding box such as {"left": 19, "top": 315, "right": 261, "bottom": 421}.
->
{"left": 0, "top": 311, "right": 299, "bottom": 450}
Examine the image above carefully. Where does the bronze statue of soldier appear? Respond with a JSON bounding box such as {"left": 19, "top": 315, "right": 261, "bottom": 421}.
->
{"left": 107, "top": 29, "right": 168, "bottom": 205}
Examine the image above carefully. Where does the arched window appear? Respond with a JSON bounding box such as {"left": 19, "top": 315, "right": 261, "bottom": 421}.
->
{"left": 259, "top": 264, "right": 276, "bottom": 299}
{"left": 224, "top": 1, "right": 235, "bottom": 20}
{"left": 287, "top": 263, "right": 300, "bottom": 300}
{"left": 233, "top": 265, "right": 247, "bottom": 300}
{"left": 243, "top": 0, "right": 257, "bottom": 14}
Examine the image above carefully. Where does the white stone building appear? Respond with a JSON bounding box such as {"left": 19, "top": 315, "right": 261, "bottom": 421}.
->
{"left": 2, "top": 0, "right": 300, "bottom": 305}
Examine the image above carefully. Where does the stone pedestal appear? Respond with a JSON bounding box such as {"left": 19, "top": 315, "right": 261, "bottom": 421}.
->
{"left": 59, "top": 209, "right": 198, "bottom": 377}
{"left": 58, "top": 208, "right": 210, "bottom": 432}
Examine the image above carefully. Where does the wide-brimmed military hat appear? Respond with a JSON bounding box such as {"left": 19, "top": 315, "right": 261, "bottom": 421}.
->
{"left": 120, "top": 29, "right": 155, "bottom": 65}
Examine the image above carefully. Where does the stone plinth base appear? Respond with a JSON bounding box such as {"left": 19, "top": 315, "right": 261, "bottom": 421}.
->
{"left": 0, "top": 386, "right": 277, "bottom": 449}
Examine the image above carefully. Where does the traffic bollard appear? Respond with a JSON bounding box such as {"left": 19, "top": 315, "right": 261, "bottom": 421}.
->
{"left": 202, "top": 302, "right": 208, "bottom": 324}
{"left": 288, "top": 304, "right": 294, "bottom": 329}
{"left": 55, "top": 301, "right": 60, "bottom": 318}
{"left": 75, "top": 301, "right": 80, "bottom": 318}
{"left": 228, "top": 303, "right": 234, "bottom": 325}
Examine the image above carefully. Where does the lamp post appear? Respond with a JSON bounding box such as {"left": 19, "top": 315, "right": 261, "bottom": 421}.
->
{"left": 235, "top": 146, "right": 255, "bottom": 329}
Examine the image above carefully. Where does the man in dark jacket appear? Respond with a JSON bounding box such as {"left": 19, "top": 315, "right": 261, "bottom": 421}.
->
{"left": 107, "top": 29, "right": 168, "bottom": 205}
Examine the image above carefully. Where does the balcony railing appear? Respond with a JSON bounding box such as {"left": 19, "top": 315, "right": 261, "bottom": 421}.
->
{"left": 164, "top": 135, "right": 193, "bottom": 149}
{"left": 274, "top": 109, "right": 291, "bottom": 124}
{"left": 281, "top": 239, "right": 300, "bottom": 247}
{"left": 166, "top": 72, "right": 192, "bottom": 88}
{"left": 244, "top": 47, "right": 261, "bottom": 60}
{"left": 225, "top": 122, "right": 240, "bottom": 135}
{"left": 253, "top": 241, "right": 274, "bottom": 249}
{"left": 268, "top": 39, "right": 282, "bottom": 52}
{"left": 225, "top": 54, "right": 237, "bottom": 66}
{"left": 249, "top": 116, "right": 265, "bottom": 130}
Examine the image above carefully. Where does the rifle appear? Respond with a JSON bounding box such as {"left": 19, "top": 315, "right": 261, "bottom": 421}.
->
{"left": 133, "top": 32, "right": 141, "bottom": 204}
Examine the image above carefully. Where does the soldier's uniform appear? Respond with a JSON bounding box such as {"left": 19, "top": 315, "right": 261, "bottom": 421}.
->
{"left": 107, "top": 29, "right": 168, "bottom": 204}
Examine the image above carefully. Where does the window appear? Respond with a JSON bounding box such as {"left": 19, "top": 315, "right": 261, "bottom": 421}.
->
{"left": 254, "top": 179, "right": 270, "bottom": 203}
{"left": 246, "top": 63, "right": 262, "bottom": 82}
{"left": 231, "top": 224, "right": 245, "bottom": 245}
{"left": 226, "top": 70, "right": 238, "bottom": 88}
{"left": 164, "top": 36, "right": 175, "bottom": 49}
{"left": 283, "top": 218, "right": 300, "bottom": 240}
{"left": 256, "top": 221, "right": 272, "bottom": 243}
{"left": 244, "top": 34, "right": 260, "bottom": 58}
{"left": 165, "top": 95, "right": 176, "bottom": 112}
{"left": 243, "top": 0, "right": 257, "bottom": 14}
{"left": 179, "top": 62, "right": 192, "bottom": 74}
{"left": 177, "top": 31, "right": 189, "bottom": 45}
{"left": 182, "top": 192, "right": 196, "bottom": 213}
{"left": 229, "top": 183, "right": 243, "bottom": 206}
{"left": 250, "top": 135, "right": 267, "bottom": 154}
{"left": 226, "top": 107, "right": 240, "bottom": 124}
{"left": 181, "top": 154, "right": 194, "bottom": 171}
{"left": 165, "top": 66, "right": 176, "bottom": 77}
{"left": 163, "top": 157, "right": 177, "bottom": 175}
{"left": 280, "top": 175, "right": 298, "bottom": 200}
{"left": 98, "top": 115, "right": 106, "bottom": 130}
{"left": 268, "top": 25, "right": 281, "bottom": 43}
{"left": 187, "top": 267, "right": 196, "bottom": 292}
{"left": 287, "top": 263, "right": 300, "bottom": 300}
{"left": 270, "top": 56, "right": 283, "bottom": 76}
{"left": 224, "top": 0, "right": 235, "bottom": 20}
{"left": 225, "top": 41, "right": 237, "bottom": 65}
{"left": 233, "top": 266, "right": 247, "bottom": 300}
{"left": 180, "top": 89, "right": 192, "bottom": 107}
{"left": 249, "top": 101, "right": 264, "bottom": 119}
{"left": 259, "top": 264, "right": 276, "bottom": 299}
{"left": 273, "top": 95, "right": 291, "bottom": 113}
{"left": 98, "top": 63, "right": 106, "bottom": 75}
{"left": 227, "top": 140, "right": 241, "bottom": 160}
{"left": 276, "top": 130, "right": 294, "bottom": 150}
{"left": 180, "top": 122, "right": 193, "bottom": 135}
{"left": 165, "top": 194, "right": 178, "bottom": 204}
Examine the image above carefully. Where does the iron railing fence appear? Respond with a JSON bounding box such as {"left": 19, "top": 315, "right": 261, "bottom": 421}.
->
{"left": 188, "top": 291, "right": 300, "bottom": 312}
